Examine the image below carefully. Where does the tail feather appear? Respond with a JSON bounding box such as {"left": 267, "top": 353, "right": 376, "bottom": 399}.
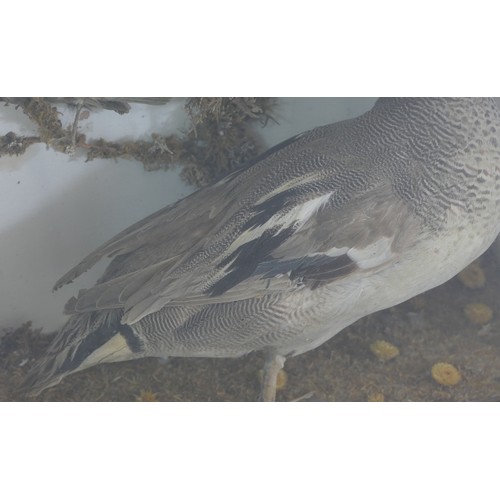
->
{"left": 22, "top": 310, "right": 143, "bottom": 396}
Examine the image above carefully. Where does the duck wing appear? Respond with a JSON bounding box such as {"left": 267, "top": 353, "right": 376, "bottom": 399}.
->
{"left": 57, "top": 106, "right": 425, "bottom": 325}
{"left": 62, "top": 156, "right": 419, "bottom": 325}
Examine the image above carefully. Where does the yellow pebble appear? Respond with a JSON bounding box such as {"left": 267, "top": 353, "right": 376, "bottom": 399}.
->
{"left": 136, "top": 389, "right": 159, "bottom": 402}
{"left": 367, "top": 392, "right": 385, "bottom": 402}
{"left": 370, "top": 340, "right": 400, "bottom": 361}
{"left": 431, "top": 362, "right": 462, "bottom": 386}
{"left": 457, "top": 262, "right": 486, "bottom": 289}
{"left": 464, "top": 303, "right": 493, "bottom": 325}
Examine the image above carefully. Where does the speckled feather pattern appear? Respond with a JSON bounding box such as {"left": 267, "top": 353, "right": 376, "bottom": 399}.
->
{"left": 24, "top": 98, "right": 500, "bottom": 394}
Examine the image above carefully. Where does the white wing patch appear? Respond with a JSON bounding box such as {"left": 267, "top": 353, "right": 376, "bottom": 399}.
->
{"left": 294, "top": 193, "right": 332, "bottom": 229}
{"left": 309, "top": 246, "right": 350, "bottom": 258}
{"left": 226, "top": 193, "right": 332, "bottom": 253}
{"left": 347, "top": 236, "right": 395, "bottom": 269}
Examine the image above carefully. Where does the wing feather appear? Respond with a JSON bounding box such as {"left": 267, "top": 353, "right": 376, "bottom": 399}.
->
{"left": 56, "top": 115, "right": 423, "bottom": 325}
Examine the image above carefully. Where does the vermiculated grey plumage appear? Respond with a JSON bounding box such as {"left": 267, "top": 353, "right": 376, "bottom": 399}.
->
{"left": 24, "top": 98, "right": 500, "bottom": 398}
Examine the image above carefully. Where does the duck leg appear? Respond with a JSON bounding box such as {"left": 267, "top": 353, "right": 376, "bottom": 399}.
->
{"left": 260, "top": 352, "right": 286, "bottom": 402}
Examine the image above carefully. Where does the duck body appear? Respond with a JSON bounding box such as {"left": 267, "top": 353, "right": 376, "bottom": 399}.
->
{"left": 25, "top": 98, "right": 500, "bottom": 397}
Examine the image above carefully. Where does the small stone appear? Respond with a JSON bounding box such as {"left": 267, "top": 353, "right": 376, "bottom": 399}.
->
{"left": 431, "top": 362, "right": 462, "bottom": 386}
{"left": 136, "top": 389, "right": 159, "bottom": 402}
{"left": 464, "top": 303, "right": 493, "bottom": 325}
{"left": 370, "top": 340, "right": 400, "bottom": 361}
{"left": 367, "top": 392, "right": 385, "bottom": 402}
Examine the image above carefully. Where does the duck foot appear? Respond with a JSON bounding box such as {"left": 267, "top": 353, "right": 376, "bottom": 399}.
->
{"left": 260, "top": 353, "right": 286, "bottom": 402}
